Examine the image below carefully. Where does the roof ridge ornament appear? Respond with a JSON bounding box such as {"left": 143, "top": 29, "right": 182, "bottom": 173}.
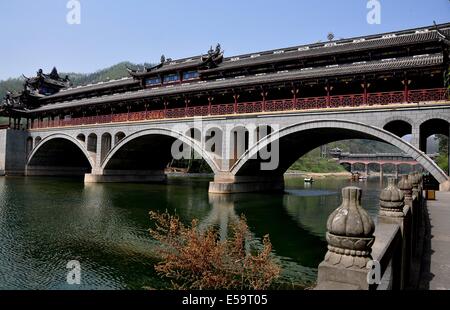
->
{"left": 433, "top": 21, "right": 450, "bottom": 47}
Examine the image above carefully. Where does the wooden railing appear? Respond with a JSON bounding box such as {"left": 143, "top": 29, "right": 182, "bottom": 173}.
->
{"left": 31, "top": 88, "right": 448, "bottom": 129}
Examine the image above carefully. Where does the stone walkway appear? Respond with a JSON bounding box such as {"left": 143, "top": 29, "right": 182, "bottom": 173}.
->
{"left": 420, "top": 192, "right": 450, "bottom": 290}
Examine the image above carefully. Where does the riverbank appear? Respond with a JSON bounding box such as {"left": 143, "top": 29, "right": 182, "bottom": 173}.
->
{"left": 166, "top": 171, "right": 352, "bottom": 179}
{"left": 285, "top": 171, "right": 352, "bottom": 178}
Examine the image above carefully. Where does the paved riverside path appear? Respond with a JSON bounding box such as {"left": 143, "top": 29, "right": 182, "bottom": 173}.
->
{"left": 420, "top": 192, "right": 450, "bottom": 290}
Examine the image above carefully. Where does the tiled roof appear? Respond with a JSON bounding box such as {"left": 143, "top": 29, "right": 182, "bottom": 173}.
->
{"left": 29, "top": 53, "right": 443, "bottom": 113}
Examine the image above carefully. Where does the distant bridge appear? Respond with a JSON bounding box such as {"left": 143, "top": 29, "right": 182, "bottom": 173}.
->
{"left": 336, "top": 152, "right": 439, "bottom": 177}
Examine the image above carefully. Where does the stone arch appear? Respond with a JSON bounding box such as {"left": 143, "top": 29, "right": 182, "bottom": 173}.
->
{"left": 230, "top": 119, "right": 448, "bottom": 184}
{"left": 101, "top": 128, "right": 219, "bottom": 173}
{"left": 26, "top": 134, "right": 94, "bottom": 176}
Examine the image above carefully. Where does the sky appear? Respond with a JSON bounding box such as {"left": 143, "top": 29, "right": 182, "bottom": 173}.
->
{"left": 0, "top": 0, "right": 449, "bottom": 80}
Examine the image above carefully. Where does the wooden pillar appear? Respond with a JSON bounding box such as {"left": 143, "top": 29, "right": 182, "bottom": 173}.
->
{"left": 402, "top": 77, "right": 411, "bottom": 103}
{"left": 208, "top": 96, "right": 213, "bottom": 115}
{"left": 164, "top": 99, "right": 168, "bottom": 118}
{"left": 233, "top": 93, "right": 239, "bottom": 114}
{"left": 261, "top": 91, "right": 267, "bottom": 112}
{"left": 127, "top": 105, "right": 130, "bottom": 121}
{"left": 185, "top": 98, "right": 190, "bottom": 117}
{"left": 291, "top": 85, "right": 298, "bottom": 109}
{"left": 26, "top": 118, "right": 30, "bottom": 130}
{"left": 325, "top": 82, "right": 332, "bottom": 107}
{"left": 144, "top": 103, "right": 149, "bottom": 119}
{"left": 362, "top": 80, "right": 368, "bottom": 106}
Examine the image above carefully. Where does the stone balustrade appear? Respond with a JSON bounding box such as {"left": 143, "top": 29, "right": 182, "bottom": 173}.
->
{"left": 316, "top": 174, "right": 425, "bottom": 290}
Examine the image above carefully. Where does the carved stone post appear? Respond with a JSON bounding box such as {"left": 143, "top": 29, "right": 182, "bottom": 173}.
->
{"left": 398, "top": 175, "right": 413, "bottom": 209}
{"left": 317, "top": 186, "right": 375, "bottom": 290}
{"left": 378, "top": 177, "right": 408, "bottom": 289}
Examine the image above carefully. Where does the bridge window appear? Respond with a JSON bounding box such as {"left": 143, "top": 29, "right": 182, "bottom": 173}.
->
{"left": 231, "top": 126, "right": 250, "bottom": 163}
{"left": 87, "top": 134, "right": 97, "bottom": 153}
{"left": 186, "top": 128, "right": 202, "bottom": 142}
{"left": 101, "top": 133, "right": 112, "bottom": 162}
{"left": 163, "top": 73, "right": 179, "bottom": 84}
{"left": 256, "top": 125, "right": 273, "bottom": 141}
{"left": 145, "top": 77, "right": 162, "bottom": 87}
{"left": 114, "top": 132, "right": 125, "bottom": 145}
{"left": 77, "top": 134, "right": 86, "bottom": 143}
{"left": 205, "top": 128, "right": 223, "bottom": 158}
{"left": 26, "top": 137, "right": 33, "bottom": 157}
{"left": 35, "top": 136, "right": 42, "bottom": 147}
{"left": 383, "top": 120, "right": 412, "bottom": 139}
{"left": 183, "top": 71, "right": 199, "bottom": 80}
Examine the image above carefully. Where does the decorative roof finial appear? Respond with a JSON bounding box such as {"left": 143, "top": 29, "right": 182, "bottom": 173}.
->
{"left": 215, "top": 43, "right": 222, "bottom": 54}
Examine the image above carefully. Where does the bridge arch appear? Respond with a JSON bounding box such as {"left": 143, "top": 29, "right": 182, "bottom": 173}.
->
{"left": 230, "top": 120, "right": 448, "bottom": 184}
{"left": 101, "top": 128, "right": 220, "bottom": 173}
{"left": 26, "top": 134, "right": 94, "bottom": 176}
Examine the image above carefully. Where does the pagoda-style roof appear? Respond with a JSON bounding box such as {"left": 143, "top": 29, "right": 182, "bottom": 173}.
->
{"left": 41, "top": 77, "right": 140, "bottom": 101}
{"left": 200, "top": 26, "right": 450, "bottom": 75}
{"left": 24, "top": 67, "right": 70, "bottom": 90}
{"left": 128, "top": 44, "right": 224, "bottom": 78}
{"left": 27, "top": 53, "right": 443, "bottom": 114}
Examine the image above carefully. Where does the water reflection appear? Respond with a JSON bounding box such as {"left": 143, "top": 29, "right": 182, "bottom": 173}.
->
{"left": 0, "top": 176, "right": 384, "bottom": 289}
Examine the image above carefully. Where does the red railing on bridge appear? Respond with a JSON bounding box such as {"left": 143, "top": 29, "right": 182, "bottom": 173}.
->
{"left": 31, "top": 88, "right": 448, "bottom": 129}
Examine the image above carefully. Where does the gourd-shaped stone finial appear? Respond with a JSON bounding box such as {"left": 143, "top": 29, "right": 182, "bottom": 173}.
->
{"left": 325, "top": 187, "right": 375, "bottom": 269}
{"left": 398, "top": 175, "right": 413, "bottom": 202}
{"left": 379, "top": 178, "right": 405, "bottom": 217}
{"left": 408, "top": 173, "right": 420, "bottom": 198}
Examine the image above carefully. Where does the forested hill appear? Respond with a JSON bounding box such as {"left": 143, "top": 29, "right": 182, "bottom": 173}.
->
{"left": 0, "top": 61, "right": 151, "bottom": 100}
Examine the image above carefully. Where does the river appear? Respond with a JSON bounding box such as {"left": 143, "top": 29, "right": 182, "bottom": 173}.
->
{"left": 0, "top": 176, "right": 386, "bottom": 290}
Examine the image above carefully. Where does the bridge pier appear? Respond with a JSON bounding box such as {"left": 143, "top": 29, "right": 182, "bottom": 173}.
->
{"left": 208, "top": 174, "right": 285, "bottom": 194}
{"left": 84, "top": 170, "right": 167, "bottom": 183}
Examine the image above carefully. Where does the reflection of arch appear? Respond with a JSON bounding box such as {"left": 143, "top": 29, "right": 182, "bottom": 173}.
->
{"left": 26, "top": 134, "right": 94, "bottom": 175}
{"left": 87, "top": 134, "right": 97, "bottom": 153}
{"left": 77, "top": 134, "right": 86, "bottom": 143}
{"left": 114, "top": 132, "right": 125, "bottom": 145}
{"left": 231, "top": 120, "right": 448, "bottom": 184}
{"left": 101, "top": 128, "right": 219, "bottom": 173}
{"left": 383, "top": 120, "right": 412, "bottom": 138}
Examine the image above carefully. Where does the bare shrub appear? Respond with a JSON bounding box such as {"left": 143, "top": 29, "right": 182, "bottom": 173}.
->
{"left": 149, "top": 211, "right": 281, "bottom": 290}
